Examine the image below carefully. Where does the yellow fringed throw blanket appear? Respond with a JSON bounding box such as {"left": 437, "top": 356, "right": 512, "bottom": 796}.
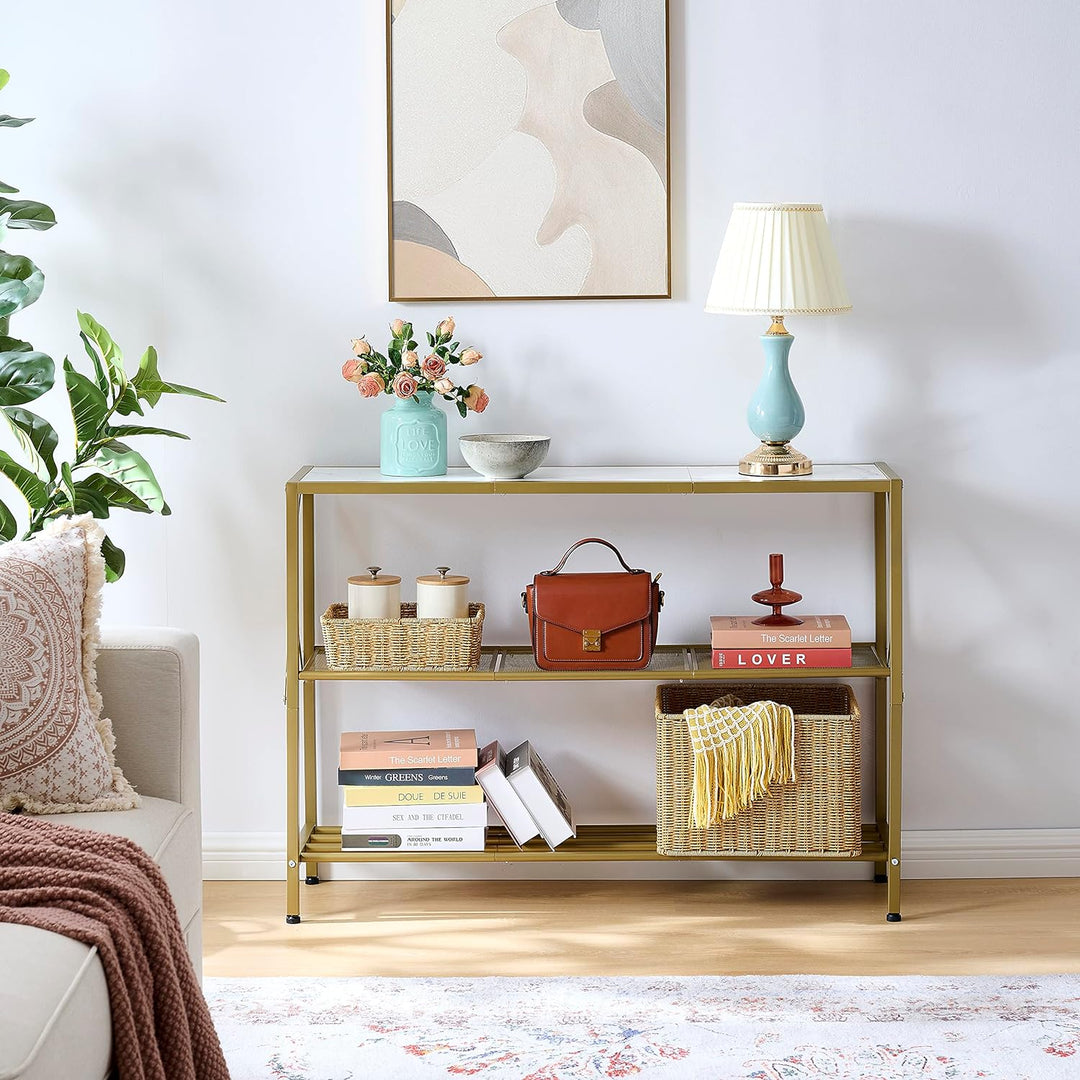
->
{"left": 683, "top": 697, "right": 796, "bottom": 826}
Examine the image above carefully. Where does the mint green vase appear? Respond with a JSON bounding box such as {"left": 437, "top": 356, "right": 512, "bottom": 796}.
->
{"left": 379, "top": 392, "right": 447, "bottom": 476}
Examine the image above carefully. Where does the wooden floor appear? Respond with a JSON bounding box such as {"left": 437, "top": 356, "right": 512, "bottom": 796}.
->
{"left": 203, "top": 878, "right": 1080, "bottom": 977}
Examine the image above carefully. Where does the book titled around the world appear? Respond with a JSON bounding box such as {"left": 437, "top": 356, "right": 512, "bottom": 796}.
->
{"left": 474, "top": 740, "right": 540, "bottom": 848}
{"left": 505, "top": 740, "right": 575, "bottom": 851}
{"left": 339, "top": 729, "right": 478, "bottom": 770}
{"left": 709, "top": 614, "right": 852, "bottom": 650}
{"left": 340, "top": 828, "right": 487, "bottom": 852}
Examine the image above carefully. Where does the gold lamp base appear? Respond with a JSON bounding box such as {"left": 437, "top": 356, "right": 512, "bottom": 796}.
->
{"left": 739, "top": 441, "right": 813, "bottom": 477}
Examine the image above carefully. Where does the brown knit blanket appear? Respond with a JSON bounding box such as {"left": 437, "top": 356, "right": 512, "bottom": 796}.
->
{"left": 0, "top": 812, "right": 229, "bottom": 1080}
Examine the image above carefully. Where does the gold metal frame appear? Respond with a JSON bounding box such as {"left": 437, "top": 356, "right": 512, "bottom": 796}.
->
{"left": 284, "top": 462, "right": 903, "bottom": 923}
{"left": 385, "top": 0, "right": 673, "bottom": 302}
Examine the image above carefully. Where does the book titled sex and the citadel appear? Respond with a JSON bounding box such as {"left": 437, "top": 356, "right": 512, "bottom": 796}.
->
{"left": 709, "top": 615, "right": 853, "bottom": 669}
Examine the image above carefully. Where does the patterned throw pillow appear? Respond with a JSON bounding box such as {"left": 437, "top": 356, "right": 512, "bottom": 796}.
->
{"left": 0, "top": 516, "right": 138, "bottom": 813}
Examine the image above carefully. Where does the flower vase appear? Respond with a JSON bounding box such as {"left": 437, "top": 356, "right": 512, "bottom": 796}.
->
{"left": 380, "top": 392, "right": 447, "bottom": 477}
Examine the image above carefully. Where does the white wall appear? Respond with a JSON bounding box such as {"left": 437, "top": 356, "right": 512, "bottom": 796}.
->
{"left": 6, "top": 1, "right": 1079, "bottom": 875}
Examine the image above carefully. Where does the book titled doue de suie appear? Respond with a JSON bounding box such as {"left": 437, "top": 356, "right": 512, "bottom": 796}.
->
{"left": 338, "top": 729, "right": 478, "bottom": 770}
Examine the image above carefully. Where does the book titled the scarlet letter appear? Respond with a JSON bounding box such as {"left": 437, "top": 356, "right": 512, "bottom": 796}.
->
{"left": 710, "top": 615, "right": 852, "bottom": 650}
{"left": 339, "top": 729, "right": 478, "bottom": 770}
{"left": 711, "top": 648, "right": 852, "bottom": 669}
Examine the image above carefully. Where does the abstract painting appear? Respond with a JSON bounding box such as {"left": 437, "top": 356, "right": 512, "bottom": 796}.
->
{"left": 387, "top": 0, "right": 670, "bottom": 301}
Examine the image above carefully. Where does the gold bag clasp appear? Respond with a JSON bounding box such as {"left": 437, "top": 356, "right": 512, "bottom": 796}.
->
{"left": 583, "top": 629, "right": 601, "bottom": 652}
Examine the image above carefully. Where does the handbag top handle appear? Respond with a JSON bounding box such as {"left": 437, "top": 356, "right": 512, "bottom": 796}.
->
{"left": 541, "top": 537, "right": 645, "bottom": 576}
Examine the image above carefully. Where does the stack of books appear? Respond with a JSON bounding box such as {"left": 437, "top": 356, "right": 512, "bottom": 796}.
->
{"left": 709, "top": 614, "right": 853, "bottom": 669}
{"left": 338, "top": 728, "right": 486, "bottom": 851}
{"left": 338, "top": 729, "right": 577, "bottom": 853}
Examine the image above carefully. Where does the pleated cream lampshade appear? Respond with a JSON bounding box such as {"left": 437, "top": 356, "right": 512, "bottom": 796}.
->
{"left": 705, "top": 203, "right": 852, "bottom": 316}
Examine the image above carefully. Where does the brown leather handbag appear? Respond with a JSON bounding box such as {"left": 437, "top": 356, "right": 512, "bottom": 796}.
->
{"left": 523, "top": 538, "right": 663, "bottom": 671}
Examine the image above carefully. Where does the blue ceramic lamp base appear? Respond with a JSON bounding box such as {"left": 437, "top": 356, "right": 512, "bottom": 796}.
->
{"left": 740, "top": 316, "right": 813, "bottom": 476}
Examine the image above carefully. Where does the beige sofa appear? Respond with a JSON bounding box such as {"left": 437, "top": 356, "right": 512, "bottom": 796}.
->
{"left": 0, "top": 628, "right": 203, "bottom": 1080}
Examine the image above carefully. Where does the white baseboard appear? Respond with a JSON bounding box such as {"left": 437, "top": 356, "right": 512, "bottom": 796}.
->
{"left": 203, "top": 828, "right": 1080, "bottom": 881}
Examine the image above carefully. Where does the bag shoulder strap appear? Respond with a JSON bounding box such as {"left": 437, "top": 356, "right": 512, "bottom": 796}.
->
{"left": 542, "top": 537, "right": 644, "bottom": 576}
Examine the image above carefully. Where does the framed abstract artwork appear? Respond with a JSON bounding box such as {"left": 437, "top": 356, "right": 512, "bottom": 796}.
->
{"left": 387, "top": 0, "right": 670, "bottom": 301}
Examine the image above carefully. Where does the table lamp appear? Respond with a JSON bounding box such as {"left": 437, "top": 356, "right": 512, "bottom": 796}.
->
{"left": 705, "top": 202, "right": 851, "bottom": 476}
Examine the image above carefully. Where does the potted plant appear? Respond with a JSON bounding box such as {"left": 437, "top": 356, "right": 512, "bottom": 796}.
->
{"left": 0, "top": 69, "right": 221, "bottom": 578}
{"left": 342, "top": 317, "right": 488, "bottom": 476}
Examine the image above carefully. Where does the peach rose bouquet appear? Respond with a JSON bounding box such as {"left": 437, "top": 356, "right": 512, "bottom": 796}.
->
{"left": 341, "top": 317, "right": 489, "bottom": 417}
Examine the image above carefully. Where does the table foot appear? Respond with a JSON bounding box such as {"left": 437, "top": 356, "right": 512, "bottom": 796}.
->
{"left": 874, "top": 873, "right": 888, "bottom": 883}
{"left": 285, "top": 914, "right": 301, "bottom": 924}
{"left": 886, "top": 912, "right": 902, "bottom": 922}
{"left": 305, "top": 875, "right": 320, "bottom": 885}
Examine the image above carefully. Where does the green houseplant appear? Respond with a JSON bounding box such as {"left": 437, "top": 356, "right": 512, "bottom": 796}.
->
{"left": 0, "top": 69, "right": 221, "bottom": 579}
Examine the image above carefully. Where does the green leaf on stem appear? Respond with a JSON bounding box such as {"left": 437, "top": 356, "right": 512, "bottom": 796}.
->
{"left": 93, "top": 441, "right": 170, "bottom": 514}
{"left": 100, "top": 534, "right": 126, "bottom": 582}
{"left": 0, "top": 497, "right": 16, "bottom": 541}
{"left": 0, "top": 349, "right": 53, "bottom": 405}
{"left": 426, "top": 332, "right": 435, "bottom": 347}
{"left": 64, "top": 360, "right": 109, "bottom": 441}
{"left": 0, "top": 180, "right": 17, "bottom": 194}
{"left": 78, "top": 311, "right": 126, "bottom": 391}
{"left": 3, "top": 406, "right": 58, "bottom": 479}
{"left": 107, "top": 423, "right": 189, "bottom": 440}
{"left": 0, "top": 449, "right": 48, "bottom": 509}
{"left": 59, "top": 461, "right": 76, "bottom": 506}
{"left": 0, "top": 115, "right": 34, "bottom": 128}
{"left": 132, "top": 345, "right": 222, "bottom": 406}
{"left": 0, "top": 252, "right": 44, "bottom": 310}
{"left": 456, "top": 400, "right": 467, "bottom": 419}
{"left": 0, "top": 277, "right": 28, "bottom": 318}
{"left": 0, "top": 71, "right": 10, "bottom": 93}
{"left": 0, "top": 197, "right": 55, "bottom": 228}
{"left": 114, "top": 385, "right": 144, "bottom": 415}
{"left": 74, "top": 472, "right": 153, "bottom": 516}
{"left": 69, "top": 478, "right": 111, "bottom": 519}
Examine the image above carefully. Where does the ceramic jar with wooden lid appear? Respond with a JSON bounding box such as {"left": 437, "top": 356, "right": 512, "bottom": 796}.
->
{"left": 347, "top": 566, "right": 402, "bottom": 620}
{"left": 415, "top": 566, "right": 470, "bottom": 620}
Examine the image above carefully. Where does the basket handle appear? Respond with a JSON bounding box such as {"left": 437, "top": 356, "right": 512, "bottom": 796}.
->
{"left": 541, "top": 537, "right": 645, "bottom": 576}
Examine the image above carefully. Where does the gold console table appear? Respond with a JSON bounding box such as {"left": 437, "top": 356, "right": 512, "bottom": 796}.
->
{"left": 284, "top": 464, "right": 903, "bottom": 923}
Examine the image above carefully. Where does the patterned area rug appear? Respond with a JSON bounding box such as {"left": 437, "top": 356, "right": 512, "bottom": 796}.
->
{"left": 205, "top": 975, "right": 1080, "bottom": 1079}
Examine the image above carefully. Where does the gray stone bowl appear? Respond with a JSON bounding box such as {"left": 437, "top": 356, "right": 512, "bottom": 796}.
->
{"left": 458, "top": 434, "right": 551, "bottom": 479}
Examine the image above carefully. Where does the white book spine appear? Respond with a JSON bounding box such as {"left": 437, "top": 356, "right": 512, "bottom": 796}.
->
{"left": 474, "top": 741, "right": 540, "bottom": 848}
{"left": 505, "top": 742, "right": 575, "bottom": 851}
{"left": 342, "top": 802, "right": 488, "bottom": 831}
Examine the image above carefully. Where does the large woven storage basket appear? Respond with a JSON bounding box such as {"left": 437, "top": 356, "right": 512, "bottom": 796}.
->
{"left": 320, "top": 602, "right": 484, "bottom": 671}
{"left": 656, "top": 682, "right": 861, "bottom": 857}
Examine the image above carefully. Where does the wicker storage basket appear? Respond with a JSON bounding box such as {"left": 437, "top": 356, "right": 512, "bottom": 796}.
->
{"left": 320, "top": 602, "right": 484, "bottom": 672}
{"left": 656, "top": 682, "right": 861, "bottom": 857}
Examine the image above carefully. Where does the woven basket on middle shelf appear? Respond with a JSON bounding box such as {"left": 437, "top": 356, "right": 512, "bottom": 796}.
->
{"left": 656, "top": 681, "right": 862, "bottom": 857}
{"left": 320, "top": 602, "right": 485, "bottom": 672}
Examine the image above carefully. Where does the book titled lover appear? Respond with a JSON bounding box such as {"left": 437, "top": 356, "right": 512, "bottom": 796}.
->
{"left": 711, "top": 648, "right": 852, "bottom": 669}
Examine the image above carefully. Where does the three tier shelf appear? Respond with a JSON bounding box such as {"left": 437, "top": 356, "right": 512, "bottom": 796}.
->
{"left": 284, "top": 463, "right": 904, "bottom": 923}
